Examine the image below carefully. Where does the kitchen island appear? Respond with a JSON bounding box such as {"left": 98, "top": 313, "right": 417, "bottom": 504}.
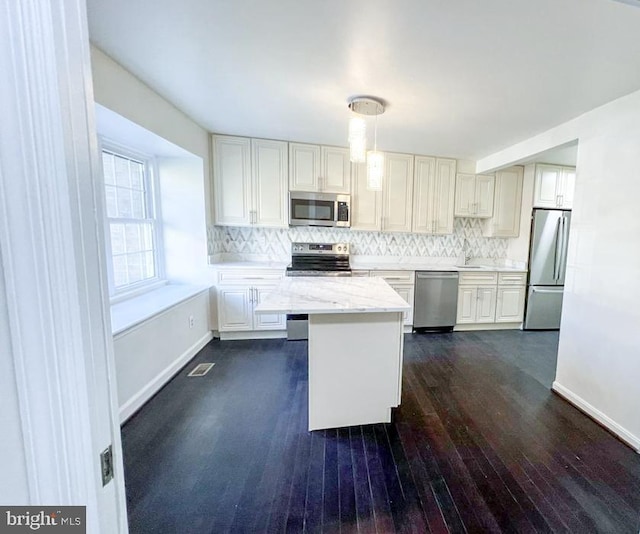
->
{"left": 254, "top": 277, "right": 410, "bottom": 431}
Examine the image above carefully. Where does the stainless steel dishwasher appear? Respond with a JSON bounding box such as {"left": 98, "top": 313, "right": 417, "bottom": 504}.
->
{"left": 413, "top": 271, "right": 459, "bottom": 331}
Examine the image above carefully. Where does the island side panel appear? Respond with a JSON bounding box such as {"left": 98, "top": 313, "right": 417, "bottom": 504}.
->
{"left": 307, "top": 311, "right": 404, "bottom": 431}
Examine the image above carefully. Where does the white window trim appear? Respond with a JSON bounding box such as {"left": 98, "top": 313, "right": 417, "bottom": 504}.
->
{"left": 98, "top": 137, "right": 166, "bottom": 302}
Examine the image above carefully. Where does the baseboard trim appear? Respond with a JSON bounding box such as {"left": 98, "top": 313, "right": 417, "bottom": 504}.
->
{"left": 219, "top": 330, "right": 286, "bottom": 340}
{"left": 119, "top": 331, "right": 214, "bottom": 423}
{"left": 552, "top": 381, "right": 640, "bottom": 453}
{"left": 454, "top": 322, "right": 521, "bottom": 331}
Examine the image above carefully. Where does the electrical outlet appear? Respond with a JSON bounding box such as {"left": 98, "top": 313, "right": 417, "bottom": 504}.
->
{"left": 188, "top": 315, "right": 195, "bottom": 329}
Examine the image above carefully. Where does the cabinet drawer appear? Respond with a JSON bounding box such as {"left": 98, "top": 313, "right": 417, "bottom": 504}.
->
{"left": 458, "top": 271, "right": 498, "bottom": 285}
{"left": 370, "top": 270, "right": 414, "bottom": 284}
{"left": 217, "top": 270, "right": 284, "bottom": 284}
{"left": 498, "top": 272, "right": 526, "bottom": 286}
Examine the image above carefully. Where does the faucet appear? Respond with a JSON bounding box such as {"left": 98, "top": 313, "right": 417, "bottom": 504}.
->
{"left": 460, "top": 239, "right": 472, "bottom": 265}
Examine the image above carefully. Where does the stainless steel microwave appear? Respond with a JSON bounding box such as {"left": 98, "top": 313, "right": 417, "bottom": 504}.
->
{"left": 289, "top": 191, "right": 351, "bottom": 227}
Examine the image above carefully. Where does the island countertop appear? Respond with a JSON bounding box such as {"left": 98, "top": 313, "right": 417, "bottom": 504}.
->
{"left": 254, "top": 276, "right": 411, "bottom": 315}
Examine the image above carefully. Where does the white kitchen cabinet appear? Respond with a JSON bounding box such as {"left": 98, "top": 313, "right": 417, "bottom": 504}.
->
{"left": 454, "top": 173, "right": 495, "bottom": 218}
{"left": 213, "top": 135, "right": 288, "bottom": 227}
{"left": 456, "top": 286, "right": 497, "bottom": 324}
{"left": 495, "top": 272, "right": 526, "bottom": 323}
{"left": 216, "top": 269, "right": 286, "bottom": 334}
{"left": 289, "top": 143, "right": 351, "bottom": 193}
{"left": 212, "top": 135, "right": 252, "bottom": 226}
{"left": 482, "top": 166, "right": 524, "bottom": 238}
{"left": 412, "top": 157, "right": 457, "bottom": 234}
{"left": 321, "top": 146, "right": 351, "bottom": 193}
{"left": 456, "top": 271, "right": 497, "bottom": 325}
{"left": 383, "top": 153, "right": 414, "bottom": 233}
{"left": 369, "top": 270, "right": 415, "bottom": 326}
{"left": 533, "top": 164, "right": 575, "bottom": 209}
{"left": 457, "top": 270, "right": 526, "bottom": 327}
{"left": 456, "top": 286, "right": 477, "bottom": 323}
{"left": 218, "top": 287, "right": 253, "bottom": 331}
{"left": 254, "top": 287, "right": 286, "bottom": 330}
{"left": 495, "top": 286, "right": 526, "bottom": 323}
{"left": 351, "top": 161, "right": 382, "bottom": 231}
{"left": 252, "top": 139, "right": 288, "bottom": 227}
{"left": 289, "top": 143, "right": 320, "bottom": 192}
{"left": 475, "top": 286, "right": 497, "bottom": 323}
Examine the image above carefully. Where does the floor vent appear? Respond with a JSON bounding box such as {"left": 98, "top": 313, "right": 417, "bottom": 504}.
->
{"left": 188, "top": 363, "right": 215, "bottom": 377}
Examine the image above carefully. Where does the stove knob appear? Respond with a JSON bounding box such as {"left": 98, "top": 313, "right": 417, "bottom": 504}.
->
{"left": 337, "top": 245, "right": 342, "bottom": 252}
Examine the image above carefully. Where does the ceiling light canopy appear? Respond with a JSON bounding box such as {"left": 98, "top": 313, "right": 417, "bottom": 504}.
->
{"left": 347, "top": 96, "right": 386, "bottom": 191}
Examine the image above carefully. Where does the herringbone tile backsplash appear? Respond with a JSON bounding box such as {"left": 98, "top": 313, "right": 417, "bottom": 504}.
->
{"left": 207, "top": 219, "right": 509, "bottom": 261}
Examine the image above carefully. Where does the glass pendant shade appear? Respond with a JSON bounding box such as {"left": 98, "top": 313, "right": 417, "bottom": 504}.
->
{"left": 348, "top": 117, "right": 366, "bottom": 163}
{"left": 366, "top": 150, "right": 384, "bottom": 191}
{"left": 349, "top": 137, "right": 366, "bottom": 163}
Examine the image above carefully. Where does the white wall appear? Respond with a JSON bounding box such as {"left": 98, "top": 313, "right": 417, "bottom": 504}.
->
{"left": 114, "top": 291, "right": 212, "bottom": 422}
{"left": 90, "top": 45, "right": 213, "bottom": 226}
{"left": 0, "top": 260, "right": 29, "bottom": 503}
{"left": 506, "top": 163, "right": 535, "bottom": 264}
{"left": 477, "top": 88, "right": 640, "bottom": 451}
{"left": 158, "top": 157, "right": 209, "bottom": 284}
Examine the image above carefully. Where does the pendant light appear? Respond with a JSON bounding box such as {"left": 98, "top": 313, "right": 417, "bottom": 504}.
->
{"left": 348, "top": 117, "right": 366, "bottom": 163}
{"left": 366, "top": 113, "right": 383, "bottom": 191}
{"left": 347, "top": 96, "right": 385, "bottom": 191}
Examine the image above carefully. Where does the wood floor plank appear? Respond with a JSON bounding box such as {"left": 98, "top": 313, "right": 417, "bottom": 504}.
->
{"left": 121, "top": 332, "right": 640, "bottom": 534}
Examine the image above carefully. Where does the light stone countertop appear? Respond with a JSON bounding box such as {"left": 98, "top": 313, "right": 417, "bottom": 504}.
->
{"left": 209, "top": 255, "right": 527, "bottom": 274}
{"left": 352, "top": 261, "right": 527, "bottom": 273}
{"left": 209, "top": 260, "right": 289, "bottom": 271}
{"left": 254, "top": 277, "right": 411, "bottom": 315}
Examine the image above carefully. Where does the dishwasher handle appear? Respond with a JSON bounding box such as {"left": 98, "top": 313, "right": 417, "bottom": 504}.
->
{"left": 416, "top": 272, "right": 459, "bottom": 279}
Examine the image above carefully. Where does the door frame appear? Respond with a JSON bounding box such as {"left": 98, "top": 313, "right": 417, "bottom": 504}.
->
{"left": 0, "top": 0, "right": 127, "bottom": 531}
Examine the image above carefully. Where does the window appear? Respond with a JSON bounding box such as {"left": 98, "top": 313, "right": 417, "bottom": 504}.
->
{"left": 101, "top": 144, "right": 162, "bottom": 296}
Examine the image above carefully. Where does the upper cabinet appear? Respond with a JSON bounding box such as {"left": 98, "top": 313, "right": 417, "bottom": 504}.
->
{"left": 351, "top": 161, "right": 382, "bottom": 231}
{"left": 383, "top": 153, "right": 414, "bottom": 233}
{"left": 412, "top": 157, "right": 456, "bottom": 234}
{"left": 212, "top": 135, "right": 288, "bottom": 228}
{"left": 289, "top": 143, "right": 350, "bottom": 193}
{"left": 482, "top": 166, "right": 524, "bottom": 238}
{"left": 533, "top": 164, "right": 575, "bottom": 209}
{"left": 454, "top": 173, "right": 495, "bottom": 218}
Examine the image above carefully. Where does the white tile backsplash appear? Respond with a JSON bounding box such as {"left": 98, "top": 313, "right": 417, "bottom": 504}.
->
{"left": 208, "top": 218, "right": 509, "bottom": 262}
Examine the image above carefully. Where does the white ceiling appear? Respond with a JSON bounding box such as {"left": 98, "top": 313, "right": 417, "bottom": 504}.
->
{"left": 87, "top": 0, "right": 640, "bottom": 161}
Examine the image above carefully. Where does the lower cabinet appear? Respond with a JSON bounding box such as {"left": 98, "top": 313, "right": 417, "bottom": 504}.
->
{"left": 456, "top": 271, "right": 526, "bottom": 328}
{"left": 368, "top": 270, "right": 415, "bottom": 327}
{"left": 496, "top": 272, "right": 527, "bottom": 324}
{"left": 456, "top": 284, "right": 497, "bottom": 324}
{"left": 216, "top": 269, "right": 286, "bottom": 334}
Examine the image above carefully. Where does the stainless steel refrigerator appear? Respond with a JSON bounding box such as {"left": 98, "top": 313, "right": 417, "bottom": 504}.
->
{"left": 524, "top": 209, "right": 571, "bottom": 330}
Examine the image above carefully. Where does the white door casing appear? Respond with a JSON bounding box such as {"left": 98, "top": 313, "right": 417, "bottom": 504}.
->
{"left": 0, "top": 0, "right": 127, "bottom": 531}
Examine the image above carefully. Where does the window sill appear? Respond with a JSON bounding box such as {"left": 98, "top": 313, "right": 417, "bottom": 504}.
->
{"left": 110, "top": 283, "right": 210, "bottom": 336}
{"left": 110, "top": 279, "right": 169, "bottom": 305}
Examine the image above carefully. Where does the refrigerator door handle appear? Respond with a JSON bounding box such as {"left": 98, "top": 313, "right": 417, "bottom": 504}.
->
{"left": 553, "top": 216, "right": 562, "bottom": 281}
{"left": 560, "top": 215, "right": 569, "bottom": 278}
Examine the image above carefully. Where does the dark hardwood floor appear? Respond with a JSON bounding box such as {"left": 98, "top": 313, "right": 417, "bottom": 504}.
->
{"left": 121, "top": 331, "right": 640, "bottom": 533}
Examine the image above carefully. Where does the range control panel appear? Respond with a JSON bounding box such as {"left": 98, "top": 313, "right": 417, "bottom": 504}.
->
{"left": 291, "top": 242, "right": 350, "bottom": 255}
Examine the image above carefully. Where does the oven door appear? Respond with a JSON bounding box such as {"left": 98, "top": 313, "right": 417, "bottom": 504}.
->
{"left": 289, "top": 193, "right": 338, "bottom": 227}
